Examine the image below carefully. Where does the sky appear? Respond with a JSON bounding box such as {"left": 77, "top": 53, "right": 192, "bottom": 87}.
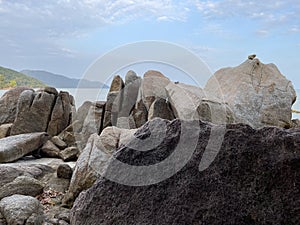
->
{"left": 0, "top": 0, "right": 299, "bottom": 89}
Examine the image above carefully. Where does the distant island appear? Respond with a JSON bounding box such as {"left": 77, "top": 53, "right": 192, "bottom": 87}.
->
{"left": 21, "top": 70, "right": 109, "bottom": 89}
{"left": 0, "top": 66, "right": 45, "bottom": 89}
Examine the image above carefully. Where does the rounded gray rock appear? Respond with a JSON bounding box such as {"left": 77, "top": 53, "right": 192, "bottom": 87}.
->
{"left": 0, "top": 194, "right": 44, "bottom": 224}
{"left": 57, "top": 164, "right": 73, "bottom": 180}
{"left": 0, "top": 175, "right": 44, "bottom": 200}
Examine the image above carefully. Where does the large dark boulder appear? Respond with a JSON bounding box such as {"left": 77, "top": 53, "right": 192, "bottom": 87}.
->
{"left": 71, "top": 118, "right": 300, "bottom": 225}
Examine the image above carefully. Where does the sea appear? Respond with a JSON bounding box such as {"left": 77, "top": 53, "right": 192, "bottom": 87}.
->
{"left": 0, "top": 88, "right": 300, "bottom": 120}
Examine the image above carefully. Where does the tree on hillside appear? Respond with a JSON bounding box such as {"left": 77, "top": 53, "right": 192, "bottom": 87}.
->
{"left": 0, "top": 74, "right": 4, "bottom": 88}
{"left": 0, "top": 74, "right": 4, "bottom": 83}
{"left": 9, "top": 79, "right": 17, "bottom": 87}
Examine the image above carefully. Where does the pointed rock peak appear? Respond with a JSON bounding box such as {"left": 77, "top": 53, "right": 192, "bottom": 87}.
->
{"left": 126, "top": 70, "right": 137, "bottom": 77}
{"left": 144, "top": 70, "right": 169, "bottom": 80}
{"left": 37, "top": 86, "right": 58, "bottom": 96}
{"left": 109, "top": 75, "right": 124, "bottom": 92}
{"left": 245, "top": 54, "right": 263, "bottom": 68}
{"left": 125, "top": 70, "right": 139, "bottom": 85}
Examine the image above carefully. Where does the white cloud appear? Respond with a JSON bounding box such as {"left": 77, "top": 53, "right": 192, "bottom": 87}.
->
{"left": 157, "top": 16, "right": 171, "bottom": 21}
{"left": 255, "top": 29, "right": 270, "bottom": 37}
{"left": 0, "top": 0, "right": 190, "bottom": 64}
{"left": 0, "top": 0, "right": 188, "bottom": 39}
{"left": 1, "top": 0, "right": 299, "bottom": 77}
{"left": 47, "top": 46, "right": 78, "bottom": 58}
{"left": 2, "top": 0, "right": 298, "bottom": 51}
{"left": 289, "top": 26, "right": 300, "bottom": 33}
{"left": 189, "top": 0, "right": 300, "bottom": 39}
{"left": 193, "top": 0, "right": 300, "bottom": 30}
{"left": 193, "top": 22, "right": 235, "bottom": 40}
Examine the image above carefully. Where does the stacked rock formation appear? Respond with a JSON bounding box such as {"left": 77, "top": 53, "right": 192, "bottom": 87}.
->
{"left": 0, "top": 87, "right": 76, "bottom": 163}
{"left": 0, "top": 87, "right": 74, "bottom": 137}
{"left": 0, "top": 56, "right": 298, "bottom": 225}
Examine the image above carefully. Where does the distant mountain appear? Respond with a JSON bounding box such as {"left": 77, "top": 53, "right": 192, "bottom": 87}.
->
{"left": 21, "top": 70, "right": 109, "bottom": 89}
{"left": 0, "top": 66, "right": 45, "bottom": 89}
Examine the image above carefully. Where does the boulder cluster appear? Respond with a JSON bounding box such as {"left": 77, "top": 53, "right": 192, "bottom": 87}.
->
{"left": 0, "top": 57, "right": 299, "bottom": 224}
{"left": 0, "top": 87, "right": 76, "bottom": 163}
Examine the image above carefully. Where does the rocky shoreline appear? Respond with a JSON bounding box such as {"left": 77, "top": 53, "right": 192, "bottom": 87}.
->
{"left": 0, "top": 56, "right": 299, "bottom": 224}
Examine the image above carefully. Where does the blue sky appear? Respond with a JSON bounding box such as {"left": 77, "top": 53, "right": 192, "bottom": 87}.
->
{"left": 0, "top": 0, "right": 299, "bottom": 88}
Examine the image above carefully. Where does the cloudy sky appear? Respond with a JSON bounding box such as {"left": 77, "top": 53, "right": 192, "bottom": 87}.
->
{"left": 1, "top": 0, "right": 299, "bottom": 88}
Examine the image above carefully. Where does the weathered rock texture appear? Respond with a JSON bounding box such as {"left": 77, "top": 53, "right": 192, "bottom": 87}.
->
{"left": 7, "top": 87, "right": 74, "bottom": 136}
{"left": 0, "top": 132, "right": 49, "bottom": 163}
{"left": 72, "top": 101, "right": 93, "bottom": 132}
{"left": 10, "top": 89, "right": 56, "bottom": 135}
{"left": 0, "top": 87, "right": 32, "bottom": 126}
{"left": 103, "top": 76, "right": 124, "bottom": 128}
{"left": 0, "top": 157, "right": 73, "bottom": 223}
{"left": 71, "top": 118, "right": 300, "bottom": 225}
{"left": 142, "top": 70, "right": 171, "bottom": 110}
{"left": 41, "top": 140, "right": 61, "bottom": 158}
{"left": 100, "top": 69, "right": 238, "bottom": 133}
{"left": 0, "top": 123, "right": 12, "bottom": 139}
{"left": 0, "top": 176, "right": 44, "bottom": 200}
{"left": 292, "top": 119, "right": 300, "bottom": 128}
{"left": 57, "top": 164, "right": 73, "bottom": 180}
{"left": 47, "top": 91, "right": 72, "bottom": 136}
{"left": 205, "top": 58, "right": 297, "bottom": 128}
{"left": 148, "top": 98, "right": 175, "bottom": 121}
{"left": 109, "top": 75, "right": 124, "bottom": 92}
{"left": 81, "top": 101, "right": 106, "bottom": 145}
{"left": 132, "top": 98, "right": 148, "bottom": 128}
{"left": 166, "top": 82, "right": 234, "bottom": 124}
{"left": 119, "top": 71, "right": 141, "bottom": 118}
{"left": 0, "top": 195, "right": 44, "bottom": 224}
{"left": 51, "top": 136, "right": 68, "bottom": 150}
{"left": 63, "top": 127, "right": 137, "bottom": 206}
{"left": 59, "top": 147, "right": 79, "bottom": 162}
{"left": 0, "top": 164, "right": 53, "bottom": 188}
{"left": 115, "top": 71, "right": 142, "bottom": 129}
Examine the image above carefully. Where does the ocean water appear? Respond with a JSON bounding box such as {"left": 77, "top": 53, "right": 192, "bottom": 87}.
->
{"left": 0, "top": 88, "right": 300, "bottom": 119}
{"left": 66, "top": 88, "right": 109, "bottom": 108}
